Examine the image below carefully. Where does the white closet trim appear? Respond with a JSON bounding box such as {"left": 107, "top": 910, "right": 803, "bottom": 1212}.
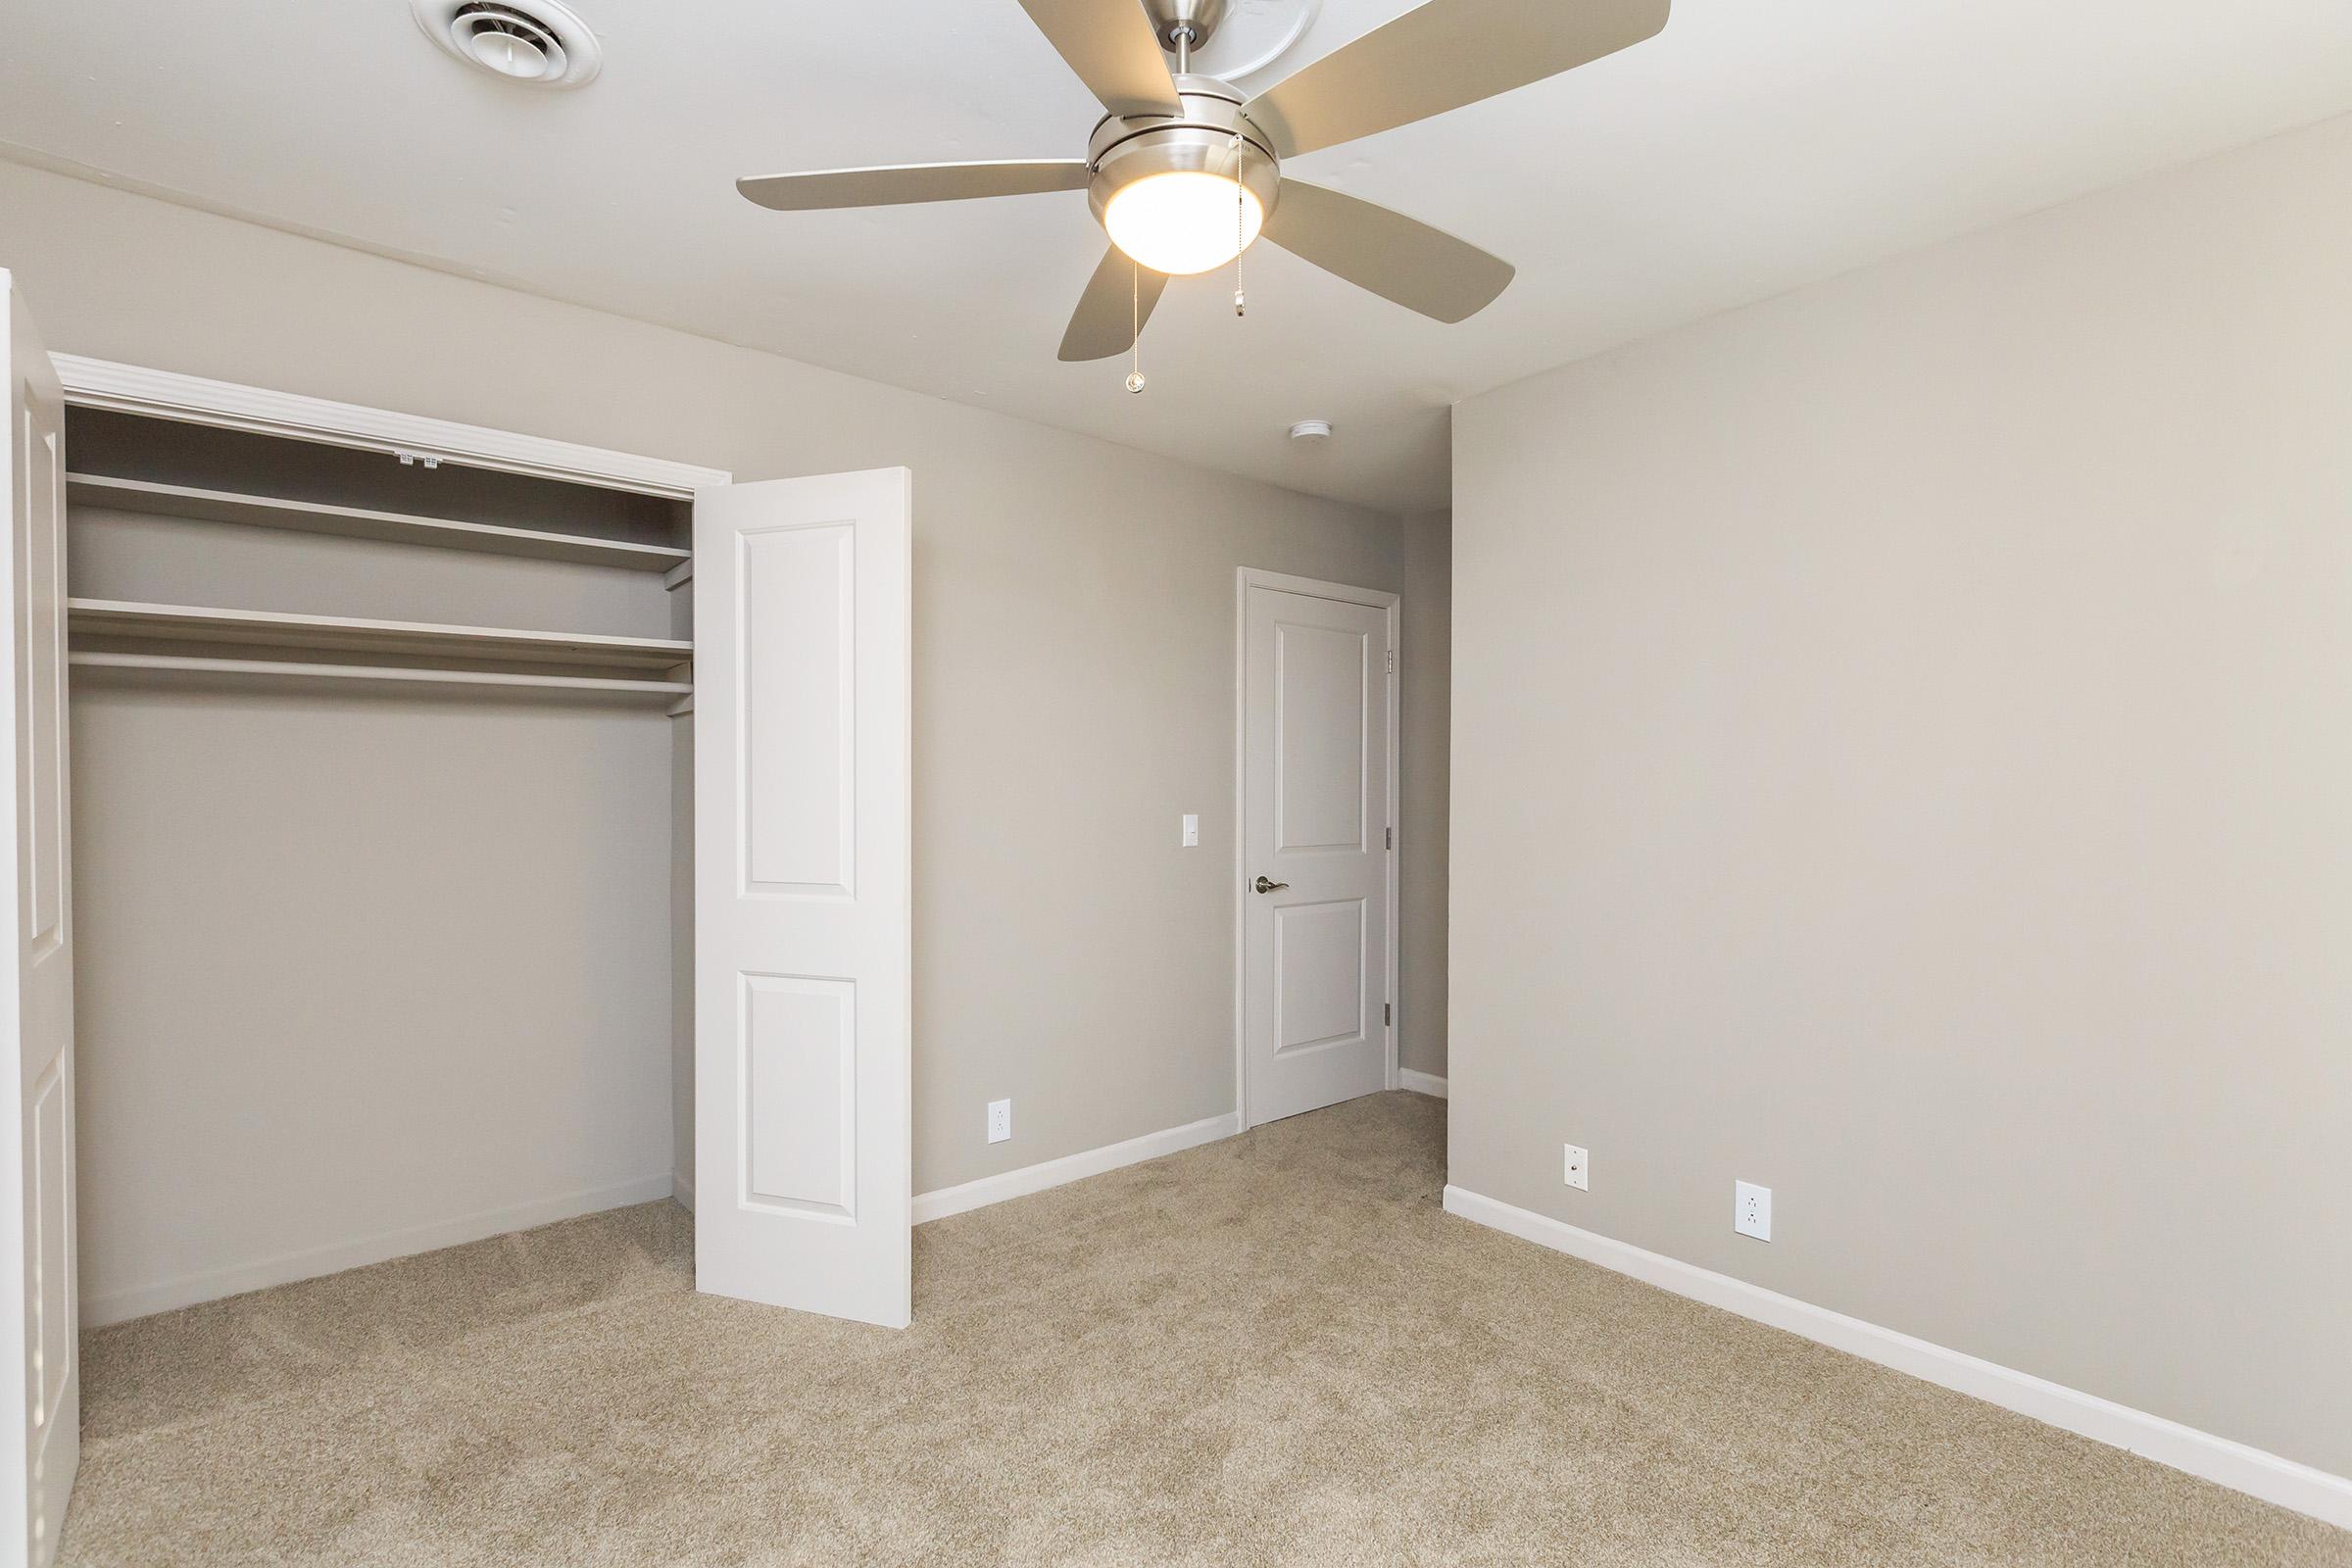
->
{"left": 53, "top": 355, "right": 732, "bottom": 499}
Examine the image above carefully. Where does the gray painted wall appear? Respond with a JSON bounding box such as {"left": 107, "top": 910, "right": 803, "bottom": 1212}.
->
{"left": 1399, "top": 510, "right": 1450, "bottom": 1082}
{"left": 0, "top": 160, "right": 1433, "bottom": 1304}
{"left": 1448, "top": 115, "right": 2352, "bottom": 1478}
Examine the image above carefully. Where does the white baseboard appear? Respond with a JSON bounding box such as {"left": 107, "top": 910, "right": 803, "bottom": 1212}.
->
{"left": 1442, "top": 1186, "right": 2352, "bottom": 1531}
{"left": 1397, "top": 1068, "right": 1448, "bottom": 1099}
{"left": 85, "top": 1172, "right": 678, "bottom": 1330}
{"left": 913, "top": 1112, "right": 1240, "bottom": 1225}
{"left": 671, "top": 1172, "right": 696, "bottom": 1213}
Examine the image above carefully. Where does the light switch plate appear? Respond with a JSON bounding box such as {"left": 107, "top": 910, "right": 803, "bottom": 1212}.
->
{"left": 1181, "top": 813, "right": 1200, "bottom": 848}
{"left": 1736, "top": 1180, "right": 1771, "bottom": 1241}
{"left": 987, "top": 1100, "right": 1012, "bottom": 1145}
{"left": 1562, "top": 1144, "right": 1589, "bottom": 1192}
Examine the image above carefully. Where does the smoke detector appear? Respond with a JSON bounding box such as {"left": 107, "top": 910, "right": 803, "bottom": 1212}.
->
{"left": 1289, "top": 419, "right": 1333, "bottom": 443}
{"left": 413, "top": 1, "right": 603, "bottom": 87}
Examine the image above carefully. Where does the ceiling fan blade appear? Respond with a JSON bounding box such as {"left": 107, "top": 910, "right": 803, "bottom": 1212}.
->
{"left": 737, "top": 160, "right": 1091, "bottom": 212}
{"left": 1059, "top": 248, "right": 1168, "bottom": 362}
{"left": 1011, "top": 0, "right": 1182, "bottom": 117}
{"left": 1261, "top": 179, "right": 1513, "bottom": 322}
{"left": 1244, "top": 0, "right": 1669, "bottom": 157}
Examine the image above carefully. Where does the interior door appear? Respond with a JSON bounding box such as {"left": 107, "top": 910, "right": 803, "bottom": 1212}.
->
{"left": 694, "top": 468, "right": 911, "bottom": 1328}
{"left": 0, "top": 272, "right": 75, "bottom": 1564}
{"left": 1241, "top": 579, "right": 1393, "bottom": 1128}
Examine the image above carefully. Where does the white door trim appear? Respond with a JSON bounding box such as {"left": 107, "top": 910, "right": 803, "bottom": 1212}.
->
{"left": 1232, "top": 568, "right": 1400, "bottom": 1130}
{"left": 49, "top": 355, "right": 731, "bottom": 497}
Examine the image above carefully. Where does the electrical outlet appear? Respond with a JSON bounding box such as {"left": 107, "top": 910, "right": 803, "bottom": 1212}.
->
{"left": 1735, "top": 1180, "right": 1771, "bottom": 1241}
{"left": 987, "top": 1099, "right": 1012, "bottom": 1145}
{"left": 1561, "top": 1144, "right": 1589, "bottom": 1192}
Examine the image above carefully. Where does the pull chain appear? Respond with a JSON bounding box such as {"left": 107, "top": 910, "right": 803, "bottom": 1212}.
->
{"left": 1125, "top": 258, "right": 1147, "bottom": 394}
{"left": 1232, "top": 134, "right": 1248, "bottom": 317}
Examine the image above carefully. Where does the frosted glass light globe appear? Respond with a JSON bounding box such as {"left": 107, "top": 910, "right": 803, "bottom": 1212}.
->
{"left": 1104, "top": 172, "right": 1264, "bottom": 276}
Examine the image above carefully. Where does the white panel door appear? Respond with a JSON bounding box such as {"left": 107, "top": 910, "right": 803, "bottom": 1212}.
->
{"left": 694, "top": 468, "right": 911, "bottom": 1328}
{"left": 1242, "top": 580, "right": 1393, "bottom": 1127}
{"left": 0, "top": 273, "right": 75, "bottom": 1564}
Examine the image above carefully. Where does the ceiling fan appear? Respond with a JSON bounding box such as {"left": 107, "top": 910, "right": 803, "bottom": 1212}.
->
{"left": 737, "top": 0, "right": 1671, "bottom": 363}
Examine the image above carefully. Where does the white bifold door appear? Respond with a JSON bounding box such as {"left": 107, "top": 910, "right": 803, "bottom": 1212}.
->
{"left": 694, "top": 468, "right": 913, "bottom": 1329}
{"left": 0, "top": 273, "right": 76, "bottom": 1565}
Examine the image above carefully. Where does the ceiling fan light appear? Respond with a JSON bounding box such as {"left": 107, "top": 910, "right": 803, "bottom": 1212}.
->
{"left": 1103, "top": 172, "right": 1264, "bottom": 277}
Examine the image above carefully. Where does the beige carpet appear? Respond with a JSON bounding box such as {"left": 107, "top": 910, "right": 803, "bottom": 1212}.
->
{"left": 64, "top": 1093, "right": 2349, "bottom": 1566}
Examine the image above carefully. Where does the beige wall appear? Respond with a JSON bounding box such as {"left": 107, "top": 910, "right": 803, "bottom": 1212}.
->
{"left": 1399, "top": 510, "right": 1450, "bottom": 1081}
{"left": 0, "top": 161, "right": 1416, "bottom": 1219}
{"left": 1450, "top": 113, "right": 2352, "bottom": 1479}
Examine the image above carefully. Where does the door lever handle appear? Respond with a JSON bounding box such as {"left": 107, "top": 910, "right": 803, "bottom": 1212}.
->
{"left": 1252, "top": 875, "right": 1289, "bottom": 894}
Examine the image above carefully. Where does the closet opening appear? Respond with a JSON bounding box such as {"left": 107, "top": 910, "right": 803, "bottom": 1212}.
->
{"left": 63, "top": 406, "right": 700, "bottom": 1335}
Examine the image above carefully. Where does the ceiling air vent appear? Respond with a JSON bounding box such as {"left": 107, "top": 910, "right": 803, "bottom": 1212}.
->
{"left": 413, "top": 0, "right": 603, "bottom": 88}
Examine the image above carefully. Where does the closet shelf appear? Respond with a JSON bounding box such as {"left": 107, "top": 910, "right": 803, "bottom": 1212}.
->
{"left": 71, "top": 653, "right": 692, "bottom": 700}
{"left": 67, "top": 473, "right": 691, "bottom": 571}
{"left": 68, "top": 599, "right": 694, "bottom": 673}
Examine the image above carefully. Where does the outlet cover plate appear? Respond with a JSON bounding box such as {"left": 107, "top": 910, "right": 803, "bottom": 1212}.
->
{"left": 988, "top": 1099, "right": 1012, "bottom": 1145}
{"left": 1736, "top": 1180, "right": 1771, "bottom": 1241}
{"left": 1562, "top": 1144, "right": 1589, "bottom": 1192}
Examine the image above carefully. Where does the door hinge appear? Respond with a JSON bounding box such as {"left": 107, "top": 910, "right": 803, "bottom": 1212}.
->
{"left": 1384, "top": 1002, "right": 1393, "bottom": 1027}
{"left": 1386, "top": 826, "right": 1393, "bottom": 850}
{"left": 1386, "top": 647, "right": 1396, "bottom": 674}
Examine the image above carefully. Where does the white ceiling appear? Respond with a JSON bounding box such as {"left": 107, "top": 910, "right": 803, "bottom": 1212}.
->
{"left": 6, "top": 1, "right": 2351, "bottom": 513}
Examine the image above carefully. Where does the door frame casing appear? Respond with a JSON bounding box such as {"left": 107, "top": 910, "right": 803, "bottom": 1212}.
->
{"left": 1232, "top": 567, "right": 1400, "bottom": 1131}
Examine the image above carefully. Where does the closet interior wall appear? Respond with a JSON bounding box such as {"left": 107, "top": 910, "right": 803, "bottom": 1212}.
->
{"left": 64, "top": 409, "right": 695, "bottom": 1327}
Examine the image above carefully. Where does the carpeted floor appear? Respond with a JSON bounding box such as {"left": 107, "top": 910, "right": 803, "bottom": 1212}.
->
{"left": 63, "top": 1092, "right": 2350, "bottom": 1566}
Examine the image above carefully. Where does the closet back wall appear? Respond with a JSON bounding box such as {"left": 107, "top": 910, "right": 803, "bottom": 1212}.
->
{"left": 69, "top": 490, "right": 677, "bottom": 1325}
{"left": 0, "top": 160, "right": 1418, "bottom": 1211}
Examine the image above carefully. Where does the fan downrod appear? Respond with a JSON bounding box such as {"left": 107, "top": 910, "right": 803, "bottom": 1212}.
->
{"left": 1146, "top": 0, "right": 1230, "bottom": 66}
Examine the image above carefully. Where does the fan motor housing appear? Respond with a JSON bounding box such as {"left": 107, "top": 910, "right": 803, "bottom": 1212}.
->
{"left": 1086, "top": 75, "right": 1281, "bottom": 230}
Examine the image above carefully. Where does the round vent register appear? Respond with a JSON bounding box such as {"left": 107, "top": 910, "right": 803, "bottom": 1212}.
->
{"left": 412, "top": 0, "right": 603, "bottom": 87}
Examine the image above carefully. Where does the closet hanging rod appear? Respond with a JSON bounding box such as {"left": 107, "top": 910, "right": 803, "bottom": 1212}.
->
{"left": 66, "top": 472, "right": 691, "bottom": 571}
{"left": 68, "top": 598, "right": 694, "bottom": 673}
{"left": 71, "top": 652, "right": 693, "bottom": 700}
